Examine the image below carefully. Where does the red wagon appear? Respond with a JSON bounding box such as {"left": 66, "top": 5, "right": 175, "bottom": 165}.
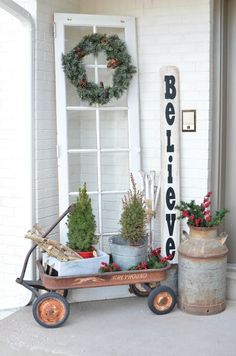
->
{"left": 16, "top": 205, "right": 177, "bottom": 328}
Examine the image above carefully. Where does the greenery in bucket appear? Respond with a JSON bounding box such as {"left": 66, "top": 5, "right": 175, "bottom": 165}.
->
{"left": 67, "top": 183, "right": 98, "bottom": 251}
{"left": 129, "top": 248, "right": 173, "bottom": 270}
{"left": 175, "top": 192, "right": 229, "bottom": 228}
{"left": 120, "top": 173, "right": 147, "bottom": 245}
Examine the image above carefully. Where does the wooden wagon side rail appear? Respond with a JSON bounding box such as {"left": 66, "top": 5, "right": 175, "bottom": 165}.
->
{"left": 37, "top": 260, "right": 170, "bottom": 290}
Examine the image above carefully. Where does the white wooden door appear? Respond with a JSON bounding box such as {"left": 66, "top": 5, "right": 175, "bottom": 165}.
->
{"left": 54, "top": 14, "right": 140, "bottom": 253}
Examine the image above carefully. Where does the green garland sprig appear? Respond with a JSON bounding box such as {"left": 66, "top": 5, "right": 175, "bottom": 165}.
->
{"left": 62, "top": 33, "right": 136, "bottom": 105}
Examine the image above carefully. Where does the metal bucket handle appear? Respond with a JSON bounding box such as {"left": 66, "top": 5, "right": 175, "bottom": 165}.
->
{"left": 218, "top": 232, "right": 228, "bottom": 245}
{"left": 181, "top": 230, "right": 189, "bottom": 242}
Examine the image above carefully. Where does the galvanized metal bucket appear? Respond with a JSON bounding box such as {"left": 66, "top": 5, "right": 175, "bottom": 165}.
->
{"left": 178, "top": 226, "right": 228, "bottom": 315}
{"left": 109, "top": 235, "right": 147, "bottom": 270}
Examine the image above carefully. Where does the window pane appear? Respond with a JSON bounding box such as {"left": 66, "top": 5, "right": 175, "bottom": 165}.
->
{"left": 97, "top": 27, "right": 125, "bottom": 65}
{"left": 67, "top": 111, "right": 96, "bottom": 149}
{"left": 64, "top": 26, "right": 94, "bottom": 65}
{"left": 68, "top": 152, "right": 98, "bottom": 192}
{"left": 69, "top": 193, "right": 99, "bottom": 234}
{"left": 101, "top": 152, "right": 129, "bottom": 191}
{"left": 66, "top": 68, "right": 95, "bottom": 106}
{"left": 98, "top": 68, "right": 112, "bottom": 87}
{"left": 98, "top": 68, "right": 127, "bottom": 107}
{"left": 104, "top": 93, "right": 127, "bottom": 107}
{"left": 100, "top": 110, "right": 128, "bottom": 149}
{"left": 102, "top": 194, "right": 123, "bottom": 234}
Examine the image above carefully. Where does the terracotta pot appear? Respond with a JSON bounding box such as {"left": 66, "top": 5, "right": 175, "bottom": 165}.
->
{"left": 78, "top": 251, "right": 94, "bottom": 259}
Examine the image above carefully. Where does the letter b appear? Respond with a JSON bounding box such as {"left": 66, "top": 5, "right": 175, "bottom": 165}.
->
{"left": 165, "top": 75, "right": 176, "bottom": 99}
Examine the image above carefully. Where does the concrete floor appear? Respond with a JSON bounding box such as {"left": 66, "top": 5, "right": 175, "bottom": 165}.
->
{"left": 0, "top": 298, "right": 236, "bottom": 356}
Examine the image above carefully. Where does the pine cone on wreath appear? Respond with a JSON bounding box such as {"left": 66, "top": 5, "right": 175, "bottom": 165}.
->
{"left": 107, "top": 58, "right": 120, "bottom": 69}
{"left": 100, "top": 36, "right": 109, "bottom": 45}
{"left": 74, "top": 47, "right": 86, "bottom": 59}
{"left": 80, "top": 79, "right": 88, "bottom": 88}
{"left": 100, "top": 81, "right": 104, "bottom": 88}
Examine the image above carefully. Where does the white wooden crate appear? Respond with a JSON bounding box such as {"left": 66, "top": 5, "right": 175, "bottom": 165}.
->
{"left": 42, "top": 250, "right": 110, "bottom": 276}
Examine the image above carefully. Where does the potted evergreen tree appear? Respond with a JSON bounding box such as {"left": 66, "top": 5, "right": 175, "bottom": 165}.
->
{"left": 109, "top": 174, "right": 148, "bottom": 270}
{"left": 67, "top": 183, "right": 97, "bottom": 258}
{"left": 43, "top": 183, "right": 109, "bottom": 276}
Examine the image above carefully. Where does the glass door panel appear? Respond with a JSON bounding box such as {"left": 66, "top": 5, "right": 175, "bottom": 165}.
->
{"left": 101, "top": 152, "right": 129, "bottom": 191}
{"left": 67, "top": 111, "right": 97, "bottom": 149}
{"left": 97, "top": 68, "right": 128, "bottom": 107}
{"left": 98, "top": 68, "right": 113, "bottom": 87}
{"left": 66, "top": 68, "right": 95, "bottom": 106}
{"left": 64, "top": 26, "right": 94, "bottom": 64}
{"left": 102, "top": 194, "right": 123, "bottom": 233}
{"left": 97, "top": 27, "right": 125, "bottom": 65}
{"left": 103, "top": 93, "right": 128, "bottom": 107}
{"left": 100, "top": 111, "right": 129, "bottom": 148}
{"left": 68, "top": 152, "right": 98, "bottom": 192}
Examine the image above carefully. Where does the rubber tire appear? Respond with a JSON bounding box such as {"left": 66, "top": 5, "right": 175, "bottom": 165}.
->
{"left": 52, "top": 289, "right": 68, "bottom": 298}
{"left": 33, "top": 292, "right": 70, "bottom": 328}
{"left": 129, "top": 284, "right": 150, "bottom": 297}
{"left": 148, "top": 285, "right": 177, "bottom": 315}
{"left": 35, "top": 289, "right": 68, "bottom": 299}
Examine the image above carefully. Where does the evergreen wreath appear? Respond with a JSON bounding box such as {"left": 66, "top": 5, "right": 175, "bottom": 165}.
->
{"left": 62, "top": 33, "right": 136, "bottom": 105}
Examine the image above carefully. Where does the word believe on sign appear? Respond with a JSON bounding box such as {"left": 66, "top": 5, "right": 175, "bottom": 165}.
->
{"left": 160, "top": 66, "right": 180, "bottom": 264}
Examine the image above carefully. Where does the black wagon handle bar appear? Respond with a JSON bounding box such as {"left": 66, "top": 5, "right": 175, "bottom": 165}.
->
{"left": 18, "top": 204, "right": 76, "bottom": 283}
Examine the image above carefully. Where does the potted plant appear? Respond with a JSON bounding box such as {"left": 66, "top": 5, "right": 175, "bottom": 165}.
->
{"left": 175, "top": 192, "right": 229, "bottom": 229}
{"left": 109, "top": 173, "right": 148, "bottom": 270}
{"left": 43, "top": 183, "right": 110, "bottom": 276}
{"left": 67, "top": 183, "right": 98, "bottom": 258}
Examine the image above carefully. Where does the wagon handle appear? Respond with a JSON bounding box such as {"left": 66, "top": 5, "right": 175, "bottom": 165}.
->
{"left": 17, "top": 204, "right": 76, "bottom": 283}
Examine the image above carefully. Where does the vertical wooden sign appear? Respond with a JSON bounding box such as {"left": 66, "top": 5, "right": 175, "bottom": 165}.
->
{"left": 160, "top": 66, "right": 180, "bottom": 263}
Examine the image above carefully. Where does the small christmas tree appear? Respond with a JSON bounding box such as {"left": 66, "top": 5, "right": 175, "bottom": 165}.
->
{"left": 120, "top": 174, "right": 147, "bottom": 245}
{"left": 67, "top": 183, "right": 97, "bottom": 251}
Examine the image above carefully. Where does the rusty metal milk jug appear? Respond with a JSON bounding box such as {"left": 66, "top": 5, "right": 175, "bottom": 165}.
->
{"left": 178, "top": 226, "right": 228, "bottom": 315}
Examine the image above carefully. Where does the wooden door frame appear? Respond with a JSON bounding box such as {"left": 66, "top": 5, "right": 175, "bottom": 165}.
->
{"left": 54, "top": 13, "right": 140, "bottom": 245}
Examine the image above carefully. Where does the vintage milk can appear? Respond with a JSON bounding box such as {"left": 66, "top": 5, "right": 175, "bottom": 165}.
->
{"left": 178, "top": 226, "right": 228, "bottom": 315}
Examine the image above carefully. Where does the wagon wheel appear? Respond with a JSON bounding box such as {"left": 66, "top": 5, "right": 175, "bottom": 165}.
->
{"left": 33, "top": 292, "right": 70, "bottom": 328}
{"left": 129, "top": 282, "right": 158, "bottom": 297}
{"left": 148, "top": 286, "right": 177, "bottom": 315}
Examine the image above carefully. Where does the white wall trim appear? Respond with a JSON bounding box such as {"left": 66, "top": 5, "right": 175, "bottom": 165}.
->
{"left": 0, "top": 0, "right": 35, "bottom": 307}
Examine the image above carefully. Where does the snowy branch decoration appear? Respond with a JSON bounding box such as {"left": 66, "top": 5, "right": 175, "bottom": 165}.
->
{"left": 62, "top": 33, "right": 136, "bottom": 105}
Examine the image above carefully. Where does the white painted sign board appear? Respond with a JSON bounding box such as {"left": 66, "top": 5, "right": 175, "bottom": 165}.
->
{"left": 160, "top": 66, "right": 180, "bottom": 263}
